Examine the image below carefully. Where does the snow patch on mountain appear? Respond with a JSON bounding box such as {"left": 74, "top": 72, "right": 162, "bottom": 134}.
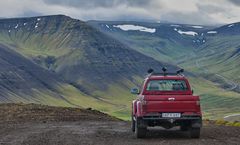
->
{"left": 106, "top": 25, "right": 110, "bottom": 29}
{"left": 228, "top": 24, "right": 234, "bottom": 27}
{"left": 174, "top": 28, "right": 198, "bottom": 36}
{"left": 207, "top": 31, "right": 217, "bottom": 34}
{"left": 170, "top": 24, "right": 181, "bottom": 27}
{"left": 191, "top": 25, "right": 203, "bottom": 28}
{"left": 14, "top": 24, "right": 18, "bottom": 29}
{"left": 35, "top": 23, "right": 38, "bottom": 28}
{"left": 113, "top": 24, "right": 156, "bottom": 33}
{"left": 37, "top": 18, "right": 41, "bottom": 21}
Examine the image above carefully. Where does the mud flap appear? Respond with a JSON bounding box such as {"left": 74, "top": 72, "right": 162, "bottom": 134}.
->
{"left": 135, "top": 117, "right": 147, "bottom": 138}
{"left": 137, "top": 117, "right": 146, "bottom": 128}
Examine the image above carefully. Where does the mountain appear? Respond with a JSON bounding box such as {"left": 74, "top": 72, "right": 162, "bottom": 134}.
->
{"left": 0, "top": 15, "right": 180, "bottom": 119}
{"left": 88, "top": 21, "right": 214, "bottom": 63}
{"left": 0, "top": 15, "right": 179, "bottom": 92}
{"left": 87, "top": 21, "right": 240, "bottom": 91}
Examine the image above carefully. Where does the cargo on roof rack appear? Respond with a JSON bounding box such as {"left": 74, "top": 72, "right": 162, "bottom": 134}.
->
{"left": 147, "top": 67, "right": 184, "bottom": 77}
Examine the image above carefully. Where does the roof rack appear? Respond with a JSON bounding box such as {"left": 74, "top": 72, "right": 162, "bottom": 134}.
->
{"left": 147, "top": 67, "right": 184, "bottom": 77}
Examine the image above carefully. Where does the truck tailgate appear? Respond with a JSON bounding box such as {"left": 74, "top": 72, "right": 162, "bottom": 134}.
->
{"left": 143, "top": 95, "right": 200, "bottom": 113}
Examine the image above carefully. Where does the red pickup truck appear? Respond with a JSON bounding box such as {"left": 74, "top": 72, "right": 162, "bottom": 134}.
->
{"left": 131, "top": 68, "right": 202, "bottom": 138}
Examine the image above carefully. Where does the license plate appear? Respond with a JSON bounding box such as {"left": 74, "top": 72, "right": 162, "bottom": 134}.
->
{"left": 162, "top": 113, "right": 181, "bottom": 118}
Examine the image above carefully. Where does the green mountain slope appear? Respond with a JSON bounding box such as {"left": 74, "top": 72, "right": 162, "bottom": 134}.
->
{"left": 0, "top": 44, "right": 102, "bottom": 108}
{"left": 0, "top": 43, "right": 150, "bottom": 119}
{"left": 0, "top": 15, "right": 181, "bottom": 119}
{"left": 180, "top": 25, "right": 240, "bottom": 91}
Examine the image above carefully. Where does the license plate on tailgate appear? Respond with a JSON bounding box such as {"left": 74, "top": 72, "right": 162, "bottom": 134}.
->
{"left": 162, "top": 113, "right": 181, "bottom": 118}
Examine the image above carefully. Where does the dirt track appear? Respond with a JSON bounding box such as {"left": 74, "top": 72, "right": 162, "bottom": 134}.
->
{"left": 0, "top": 104, "right": 239, "bottom": 145}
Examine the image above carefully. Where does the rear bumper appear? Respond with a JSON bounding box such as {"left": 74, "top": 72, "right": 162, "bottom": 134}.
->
{"left": 142, "top": 115, "right": 201, "bottom": 120}
{"left": 139, "top": 114, "right": 202, "bottom": 128}
{"left": 141, "top": 112, "right": 201, "bottom": 120}
{"left": 135, "top": 115, "right": 202, "bottom": 129}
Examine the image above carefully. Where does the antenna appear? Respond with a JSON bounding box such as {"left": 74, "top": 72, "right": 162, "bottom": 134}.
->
{"left": 146, "top": 67, "right": 185, "bottom": 77}
{"left": 147, "top": 68, "right": 154, "bottom": 74}
{"left": 177, "top": 69, "right": 184, "bottom": 75}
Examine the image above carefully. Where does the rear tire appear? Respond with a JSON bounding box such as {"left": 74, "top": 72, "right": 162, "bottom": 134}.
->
{"left": 135, "top": 118, "right": 147, "bottom": 138}
{"left": 190, "top": 127, "right": 200, "bottom": 138}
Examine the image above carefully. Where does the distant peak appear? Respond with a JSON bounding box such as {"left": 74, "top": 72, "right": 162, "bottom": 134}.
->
{"left": 26, "top": 14, "right": 73, "bottom": 20}
{"left": 0, "top": 14, "right": 79, "bottom": 22}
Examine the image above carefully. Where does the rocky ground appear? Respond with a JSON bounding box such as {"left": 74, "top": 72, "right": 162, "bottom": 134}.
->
{"left": 0, "top": 103, "right": 239, "bottom": 145}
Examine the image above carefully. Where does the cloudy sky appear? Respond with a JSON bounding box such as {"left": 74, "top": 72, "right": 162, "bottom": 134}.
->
{"left": 0, "top": 0, "right": 240, "bottom": 25}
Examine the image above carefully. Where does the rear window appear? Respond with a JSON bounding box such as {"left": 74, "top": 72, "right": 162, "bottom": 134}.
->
{"left": 146, "top": 80, "right": 188, "bottom": 91}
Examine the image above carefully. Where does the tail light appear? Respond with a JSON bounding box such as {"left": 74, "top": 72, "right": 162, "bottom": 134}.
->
{"left": 142, "top": 100, "right": 147, "bottom": 105}
{"left": 140, "top": 95, "right": 147, "bottom": 105}
{"left": 140, "top": 95, "right": 147, "bottom": 112}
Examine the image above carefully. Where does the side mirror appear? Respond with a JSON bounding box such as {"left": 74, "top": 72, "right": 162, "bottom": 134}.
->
{"left": 192, "top": 89, "right": 194, "bottom": 94}
{"left": 131, "top": 88, "right": 140, "bottom": 95}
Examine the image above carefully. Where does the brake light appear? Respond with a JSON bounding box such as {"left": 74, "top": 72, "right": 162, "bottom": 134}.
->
{"left": 140, "top": 95, "right": 147, "bottom": 105}
{"left": 139, "top": 95, "right": 147, "bottom": 113}
{"left": 142, "top": 100, "right": 147, "bottom": 105}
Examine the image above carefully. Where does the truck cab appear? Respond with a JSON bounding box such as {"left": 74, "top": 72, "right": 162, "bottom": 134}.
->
{"left": 131, "top": 68, "right": 202, "bottom": 138}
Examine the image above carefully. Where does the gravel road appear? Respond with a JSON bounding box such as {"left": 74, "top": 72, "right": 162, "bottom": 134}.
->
{"left": 0, "top": 104, "right": 239, "bottom": 145}
{"left": 0, "top": 121, "right": 240, "bottom": 145}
